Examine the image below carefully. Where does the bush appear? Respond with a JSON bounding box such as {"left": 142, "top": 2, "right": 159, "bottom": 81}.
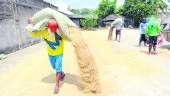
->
{"left": 80, "top": 18, "right": 97, "bottom": 29}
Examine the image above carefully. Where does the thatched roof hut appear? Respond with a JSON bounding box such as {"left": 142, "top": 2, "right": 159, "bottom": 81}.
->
{"left": 103, "top": 14, "right": 124, "bottom": 26}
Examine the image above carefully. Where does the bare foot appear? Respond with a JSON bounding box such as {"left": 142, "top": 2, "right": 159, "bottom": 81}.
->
{"left": 152, "top": 51, "right": 157, "bottom": 55}
{"left": 54, "top": 85, "right": 59, "bottom": 94}
{"left": 148, "top": 52, "right": 151, "bottom": 55}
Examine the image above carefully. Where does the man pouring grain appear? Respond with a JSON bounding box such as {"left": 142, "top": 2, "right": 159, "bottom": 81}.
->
{"left": 27, "top": 17, "right": 65, "bottom": 94}
{"left": 108, "top": 17, "right": 124, "bottom": 42}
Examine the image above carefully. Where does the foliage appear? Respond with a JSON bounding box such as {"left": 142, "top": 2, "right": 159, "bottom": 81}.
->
{"left": 71, "top": 8, "right": 98, "bottom": 29}
{"left": 96, "top": 0, "right": 117, "bottom": 18}
{"left": 79, "top": 8, "right": 94, "bottom": 15}
{"left": 70, "top": 9, "right": 81, "bottom": 14}
{"left": 80, "top": 17, "right": 97, "bottom": 29}
{"left": 119, "top": 0, "right": 167, "bottom": 26}
{"left": 146, "top": 0, "right": 167, "bottom": 10}
{"left": 71, "top": 8, "right": 97, "bottom": 19}
{"left": 115, "top": 5, "right": 124, "bottom": 15}
{"left": 71, "top": 8, "right": 96, "bottom": 15}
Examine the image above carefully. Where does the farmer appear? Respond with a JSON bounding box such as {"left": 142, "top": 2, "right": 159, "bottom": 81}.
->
{"left": 110, "top": 17, "right": 124, "bottom": 42}
{"left": 139, "top": 18, "right": 147, "bottom": 46}
{"left": 145, "top": 17, "right": 161, "bottom": 55}
{"left": 27, "top": 17, "right": 65, "bottom": 94}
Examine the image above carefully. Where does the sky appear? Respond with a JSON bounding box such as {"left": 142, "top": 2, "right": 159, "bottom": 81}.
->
{"left": 44, "top": 0, "right": 125, "bottom": 9}
{"left": 63, "top": 0, "right": 101, "bottom": 9}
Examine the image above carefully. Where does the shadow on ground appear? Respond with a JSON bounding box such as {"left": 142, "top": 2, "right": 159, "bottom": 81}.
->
{"left": 42, "top": 73, "right": 82, "bottom": 90}
{"left": 140, "top": 49, "right": 166, "bottom": 55}
{"left": 140, "top": 50, "right": 148, "bottom": 54}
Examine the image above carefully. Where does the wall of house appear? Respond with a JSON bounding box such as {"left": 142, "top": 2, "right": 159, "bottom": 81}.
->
{"left": 71, "top": 18, "right": 80, "bottom": 27}
{"left": 0, "top": 0, "right": 58, "bottom": 54}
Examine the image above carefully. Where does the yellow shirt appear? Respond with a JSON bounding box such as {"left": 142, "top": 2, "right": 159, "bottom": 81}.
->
{"left": 30, "top": 28, "right": 64, "bottom": 56}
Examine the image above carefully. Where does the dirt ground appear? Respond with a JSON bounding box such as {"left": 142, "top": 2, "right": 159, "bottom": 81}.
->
{"left": 1, "top": 28, "right": 170, "bottom": 96}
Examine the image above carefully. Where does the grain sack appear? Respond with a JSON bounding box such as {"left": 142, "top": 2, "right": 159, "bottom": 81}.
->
{"left": 32, "top": 8, "right": 77, "bottom": 41}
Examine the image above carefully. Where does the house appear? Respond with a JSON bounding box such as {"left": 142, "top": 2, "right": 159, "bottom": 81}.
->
{"left": 0, "top": 0, "right": 83, "bottom": 54}
{"left": 0, "top": 0, "right": 61, "bottom": 53}
{"left": 67, "top": 14, "right": 84, "bottom": 27}
{"left": 103, "top": 14, "right": 124, "bottom": 27}
{"left": 58, "top": 10, "right": 84, "bottom": 27}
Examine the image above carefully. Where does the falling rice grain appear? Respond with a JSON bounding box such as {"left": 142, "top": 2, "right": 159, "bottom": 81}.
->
{"left": 69, "top": 27, "right": 101, "bottom": 95}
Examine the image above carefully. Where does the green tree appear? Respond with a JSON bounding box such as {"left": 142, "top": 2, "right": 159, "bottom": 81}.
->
{"left": 70, "top": 9, "right": 80, "bottom": 14}
{"left": 71, "top": 8, "right": 98, "bottom": 29}
{"left": 119, "top": 0, "right": 167, "bottom": 26}
{"left": 80, "top": 18, "right": 97, "bottom": 29}
{"left": 79, "top": 8, "right": 91, "bottom": 15}
{"left": 71, "top": 8, "right": 95, "bottom": 15}
{"left": 71, "top": 8, "right": 97, "bottom": 18}
{"left": 96, "top": 0, "right": 117, "bottom": 18}
{"left": 115, "top": 5, "right": 124, "bottom": 15}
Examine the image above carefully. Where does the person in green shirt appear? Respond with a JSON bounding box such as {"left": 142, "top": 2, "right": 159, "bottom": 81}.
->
{"left": 145, "top": 17, "right": 161, "bottom": 55}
